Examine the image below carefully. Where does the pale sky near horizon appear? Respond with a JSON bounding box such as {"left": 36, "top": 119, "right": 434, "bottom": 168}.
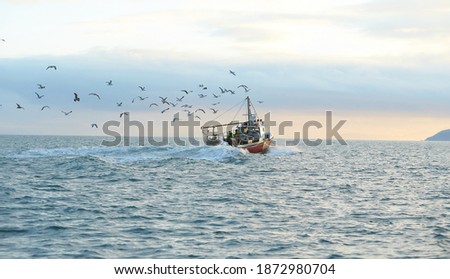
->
{"left": 0, "top": 0, "right": 449, "bottom": 140}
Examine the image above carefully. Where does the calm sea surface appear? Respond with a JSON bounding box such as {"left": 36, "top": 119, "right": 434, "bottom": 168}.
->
{"left": 0, "top": 135, "right": 449, "bottom": 258}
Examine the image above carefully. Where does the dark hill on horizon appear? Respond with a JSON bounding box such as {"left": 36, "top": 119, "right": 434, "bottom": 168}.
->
{"left": 426, "top": 129, "right": 450, "bottom": 141}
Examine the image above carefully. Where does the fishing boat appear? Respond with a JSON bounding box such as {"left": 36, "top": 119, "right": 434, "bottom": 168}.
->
{"left": 201, "top": 96, "right": 273, "bottom": 154}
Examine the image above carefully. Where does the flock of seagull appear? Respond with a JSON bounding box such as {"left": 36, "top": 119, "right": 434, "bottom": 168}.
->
{"left": 1, "top": 55, "right": 264, "bottom": 129}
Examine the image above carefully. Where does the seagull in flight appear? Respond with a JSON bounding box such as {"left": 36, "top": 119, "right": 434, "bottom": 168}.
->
{"left": 61, "top": 110, "right": 72, "bottom": 116}
{"left": 159, "top": 96, "right": 169, "bottom": 105}
{"left": 16, "top": 103, "right": 24, "bottom": 109}
{"left": 35, "top": 92, "right": 44, "bottom": 99}
{"left": 161, "top": 108, "right": 170, "bottom": 114}
{"left": 172, "top": 117, "right": 179, "bottom": 123}
{"left": 195, "top": 108, "right": 206, "bottom": 114}
{"left": 238, "top": 85, "right": 250, "bottom": 92}
{"left": 138, "top": 86, "right": 146, "bottom": 91}
{"left": 258, "top": 100, "right": 264, "bottom": 104}
{"left": 149, "top": 103, "right": 159, "bottom": 108}
{"left": 120, "top": 112, "right": 129, "bottom": 118}
{"left": 89, "top": 93, "right": 101, "bottom": 100}
{"left": 106, "top": 80, "right": 113, "bottom": 86}
{"left": 181, "top": 90, "right": 191, "bottom": 94}
{"left": 116, "top": 102, "right": 123, "bottom": 107}
{"left": 176, "top": 96, "right": 185, "bottom": 102}
{"left": 210, "top": 108, "right": 218, "bottom": 114}
{"left": 213, "top": 94, "right": 220, "bottom": 98}
{"left": 37, "top": 84, "right": 45, "bottom": 89}
{"left": 229, "top": 70, "right": 236, "bottom": 76}
{"left": 41, "top": 106, "right": 50, "bottom": 111}
{"left": 198, "top": 94, "right": 207, "bottom": 98}
{"left": 212, "top": 102, "right": 220, "bottom": 106}
{"left": 91, "top": 123, "right": 98, "bottom": 128}
{"left": 46, "top": 65, "right": 57, "bottom": 70}
{"left": 73, "top": 93, "right": 80, "bottom": 102}
{"left": 132, "top": 96, "right": 148, "bottom": 103}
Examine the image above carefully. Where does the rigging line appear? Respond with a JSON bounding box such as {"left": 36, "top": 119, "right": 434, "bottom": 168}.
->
{"left": 211, "top": 98, "right": 246, "bottom": 122}
{"left": 232, "top": 98, "right": 246, "bottom": 122}
{"left": 249, "top": 98, "right": 259, "bottom": 119}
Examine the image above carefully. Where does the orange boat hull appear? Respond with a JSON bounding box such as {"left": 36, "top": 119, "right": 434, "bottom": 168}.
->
{"left": 238, "top": 138, "right": 272, "bottom": 154}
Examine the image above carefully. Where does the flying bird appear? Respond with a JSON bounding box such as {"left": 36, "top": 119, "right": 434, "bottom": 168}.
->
{"left": 213, "top": 94, "right": 220, "bottom": 98}
{"left": 73, "top": 93, "right": 80, "bottom": 102}
{"left": 176, "top": 96, "right": 185, "bottom": 102}
{"left": 181, "top": 90, "right": 191, "bottom": 94}
{"left": 120, "top": 112, "right": 129, "bottom": 118}
{"left": 149, "top": 103, "right": 159, "bottom": 108}
{"left": 61, "top": 110, "right": 72, "bottom": 116}
{"left": 46, "top": 65, "right": 57, "bottom": 70}
{"left": 138, "top": 86, "right": 146, "bottom": 91}
{"left": 116, "top": 102, "right": 123, "bottom": 107}
{"left": 195, "top": 108, "right": 206, "bottom": 114}
{"left": 41, "top": 106, "right": 50, "bottom": 111}
{"left": 219, "top": 87, "right": 226, "bottom": 94}
{"left": 258, "top": 100, "right": 264, "bottom": 104}
{"left": 161, "top": 108, "right": 170, "bottom": 114}
{"left": 159, "top": 96, "right": 169, "bottom": 105}
{"left": 91, "top": 123, "right": 98, "bottom": 128}
{"left": 172, "top": 117, "right": 179, "bottom": 123}
{"left": 37, "top": 84, "right": 45, "bottom": 89}
{"left": 195, "top": 116, "right": 201, "bottom": 120}
{"left": 212, "top": 102, "right": 220, "bottom": 106}
{"left": 106, "top": 80, "right": 113, "bottom": 86}
{"left": 210, "top": 108, "right": 218, "bottom": 114}
{"left": 35, "top": 92, "right": 44, "bottom": 99}
{"left": 89, "top": 93, "right": 101, "bottom": 100}
{"left": 132, "top": 96, "right": 148, "bottom": 103}
{"left": 229, "top": 70, "right": 236, "bottom": 76}
{"left": 16, "top": 103, "right": 24, "bottom": 109}
{"left": 238, "top": 85, "right": 250, "bottom": 92}
{"left": 198, "top": 94, "right": 207, "bottom": 98}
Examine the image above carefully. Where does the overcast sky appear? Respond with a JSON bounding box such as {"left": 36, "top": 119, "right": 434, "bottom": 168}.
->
{"left": 1, "top": 0, "right": 449, "bottom": 140}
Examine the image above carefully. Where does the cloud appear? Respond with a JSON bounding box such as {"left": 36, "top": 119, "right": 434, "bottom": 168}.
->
{"left": 1, "top": 0, "right": 449, "bottom": 138}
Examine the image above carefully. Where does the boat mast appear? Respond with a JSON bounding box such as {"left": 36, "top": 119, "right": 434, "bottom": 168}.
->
{"left": 246, "top": 96, "right": 251, "bottom": 124}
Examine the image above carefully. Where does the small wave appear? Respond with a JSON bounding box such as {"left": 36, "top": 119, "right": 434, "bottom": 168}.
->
{"left": 10, "top": 146, "right": 127, "bottom": 158}
{"left": 0, "top": 227, "right": 28, "bottom": 234}
{"left": 266, "top": 145, "right": 302, "bottom": 156}
{"left": 6, "top": 144, "right": 296, "bottom": 165}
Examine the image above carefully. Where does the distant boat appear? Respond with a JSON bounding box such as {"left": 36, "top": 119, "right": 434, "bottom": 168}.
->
{"left": 201, "top": 96, "right": 273, "bottom": 153}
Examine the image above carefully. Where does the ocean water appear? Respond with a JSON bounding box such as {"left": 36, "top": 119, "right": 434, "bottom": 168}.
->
{"left": 0, "top": 135, "right": 449, "bottom": 259}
